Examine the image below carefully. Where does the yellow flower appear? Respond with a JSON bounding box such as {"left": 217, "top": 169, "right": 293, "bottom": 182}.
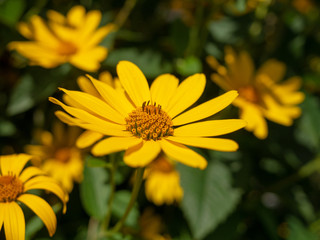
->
{"left": 50, "top": 61, "right": 246, "bottom": 169}
{"left": 0, "top": 154, "right": 67, "bottom": 240}
{"left": 139, "top": 208, "right": 171, "bottom": 240}
{"left": 25, "top": 122, "right": 84, "bottom": 193}
{"left": 8, "top": 5, "right": 114, "bottom": 71}
{"left": 207, "top": 47, "right": 305, "bottom": 139}
{"left": 144, "top": 154, "right": 183, "bottom": 205}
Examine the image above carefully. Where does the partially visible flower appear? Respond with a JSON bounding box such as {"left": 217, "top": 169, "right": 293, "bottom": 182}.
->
{"left": 25, "top": 122, "right": 83, "bottom": 192}
{"left": 292, "top": 0, "right": 315, "bottom": 14}
{"left": 144, "top": 154, "right": 183, "bottom": 205}
{"left": 0, "top": 154, "right": 67, "bottom": 240}
{"left": 50, "top": 61, "right": 246, "bottom": 170}
{"left": 8, "top": 5, "right": 114, "bottom": 71}
{"left": 139, "top": 208, "right": 171, "bottom": 240}
{"left": 207, "top": 47, "right": 305, "bottom": 139}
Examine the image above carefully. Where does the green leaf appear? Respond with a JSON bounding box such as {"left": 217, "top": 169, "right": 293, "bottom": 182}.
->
{"left": 208, "top": 18, "right": 239, "bottom": 44}
{"left": 80, "top": 158, "right": 110, "bottom": 220}
{"left": 178, "top": 160, "right": 241, "bottom": 239}
{"left": 0, "top": 119, "right": 16, "bottom": 136}
{"left": 0, "top": 0, "right": 25, "bottom": 27}
{"left": 104, "top": 48, "right": 173, "bottom": 79}
{"left": 175, "top": 56, "right": 202, "bottom": 77}
{"left": 287, "top": 216, "right": 318, "bottom": 240}
{"left": 86, "top": 156, "right": 112, "bottom": 168}
{"left": 112, "top": 190, "right": 139, "bottom": 228}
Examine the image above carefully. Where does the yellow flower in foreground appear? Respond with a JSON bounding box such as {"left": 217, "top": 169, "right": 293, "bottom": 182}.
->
{"left": 25, "top": 122, "right": 84, "bottom": 192}
{"left": 8, "top": 5, "right": 114, "bottom": 71}
{"left": 207, "top": 47, "right": 305, "bottom": 139}
{"left": 0, "top": 154, "right": 67, "bottom": 240}
{"left": 50, "top": 61, "right": 246, "bottom": 169}
{"left": 144, "top": 154, "right": 183, "bottom": 205}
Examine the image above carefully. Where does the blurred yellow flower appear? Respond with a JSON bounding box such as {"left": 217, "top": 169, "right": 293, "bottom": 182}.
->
{"left": 50, "top": 61, "right": 245, "bottom": 169}
{"left": 207, "top": 47, "right": 305, "bottom": 139}
{"left": 139, "top": 208, "right": 171, "bottom": 240}
{"left": 8, "top": 5, "right": 114, "bottom": 71}
{"left": 25, "top": 122, "right": 83, "bottom": 192}
{"left": 144, "top": 154, "right": 183, "bottom": 205}
{"left": 0, "top": 154, "right": 67, "bottom": 240}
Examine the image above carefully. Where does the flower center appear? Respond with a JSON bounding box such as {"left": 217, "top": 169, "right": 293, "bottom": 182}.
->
{"left": 57, "top": 41, "right": 78, "bottom": 56}
{"left": 125, "top": 101, "right": 174, "bottom": 141}
{"left": 238, "top": 85, "right": 260, "bottom": 103}
{"left": 54, "top": 148, "right": 72, "bottom": 163}
{"left": 0, "top": 175, "right": 24, "bottom": 202}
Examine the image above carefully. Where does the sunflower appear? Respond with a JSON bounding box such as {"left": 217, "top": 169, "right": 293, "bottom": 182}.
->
{"left": 8, "top": 5, "right": 114, "bottom": 72}
{"left": 50, "top": 61, "right": 246, "bottom": 169}
{"left": 207, "top": 47, "right": 305, "bottom": 139}
{"left": 144, "top": 154, "right": 183, "bottom": 205}
{"left": 0, "top": 154, "right": 67, "bottom": 240}
{"left": 25, "top": 122, "right": 84, "bottom": 192}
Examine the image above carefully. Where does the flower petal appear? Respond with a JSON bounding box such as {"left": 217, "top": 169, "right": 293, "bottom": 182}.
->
{"left": 0, "top": 203, "right": 4, "bottom": 232}
{"left": 84, "top": 23, "right": 115, "bottom": 49}
{"left": 19, "top": 166, "right": 46, "bottom": 182}
{"left": 124, "top": 141, "right": 161, "bottom": 167}
{"left": 87, "top": 75, "right": 134, "bottom": 115}
{"left": 160, "top": 139, "right": 207, "bottom": 169}
{"left": 92, "top": 137, "right": 142, "bottom": 156}
{"left": 59, "top": 88, "right": 125, "bottom": 124}
{"left": 24, "top": 176, "right": 67, "bottom": 213}
{"left": 3, "top": 202, "right": 25, "bottom": 240}
{"left": 174, "top": 119, "right": 246, "bottom": 137}
{"left": 116, "top": 61, "right": 151, "bottom": 107}
{"left": 77, "top": 76, "right": 100, "bottom": 97}
{"left": 167, "top": 136, "right": 239, "bottom": 152}
{"left": 76, "top": 130, "right": 104, "bottom": 148}
{"left": 0, "top": 154, "right": 32, "bottom": 177}
{"left": 47, "top": 10, "right": 66, "bottom": 24}
{"left": 150, "top": 74, "right": 179, "bottom": 110}
{"left": 166, "top": 73, "right": 206, "bottom": 118}
{"left": 18, "top": 194, "right": 56, "bottom": 237}
{"left": 69, "top": 46, "right": 107, "bottom": 72}
{"left": 173, "top": 90, "right": 238, "bottom": 126}
{"left": 256, "top": 59, "right": 286, "bottom": 83}
{"left": 66, "top": 5, "right": 86, "bottom": 28}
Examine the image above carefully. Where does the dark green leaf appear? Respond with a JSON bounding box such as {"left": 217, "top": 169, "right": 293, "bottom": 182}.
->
{"left": 80, "top": 159, "right": 110, "bottom": 220}
{"left": 0, "top": 0, "right": 25, "bottom": 27}
{"left": 176, "top": 56, "right": 202, "bottom": 77}
{"left": 0, "top": 119, "right": 16, "bottom": 136}
{"left": 178, "top": 160, "right": 241, "bottom": 239}
{"left": 208, "top": 18, "right": 239, "bottom": 44}
{"left": 287, "top": 216, "right": 318, "bottom": 240}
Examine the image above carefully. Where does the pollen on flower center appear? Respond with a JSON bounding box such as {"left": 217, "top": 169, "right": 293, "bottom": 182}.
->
{"left": 238, "top": 85, "right": 260, "bottom": 103}
{"left": 57, "top": 41, "right": 78, "bottom": 56}
{"left": 0, "top": 175, "right": 24, "bottom": 202}
{"left": 55, "top": 148, "right": 71, "bottom": 163}
{"left": 125, "top": 101, "right": 174, "bottom": 141}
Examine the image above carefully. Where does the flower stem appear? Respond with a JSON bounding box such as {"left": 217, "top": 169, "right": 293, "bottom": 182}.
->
{"left": 114, "top": 0, "right": 137, "bottom": 29}
{"left": 110, "top": 167, "right": 145, "bottom": 233}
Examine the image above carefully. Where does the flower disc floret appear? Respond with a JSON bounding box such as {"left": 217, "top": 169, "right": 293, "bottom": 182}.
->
{"left": 126, "top": 101, "right": 174, "bottom": 141}
{"left": 0, "top": 175, "right": 24, "bottom": 202}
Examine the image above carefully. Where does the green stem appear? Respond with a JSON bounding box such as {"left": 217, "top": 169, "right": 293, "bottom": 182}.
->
{"left": 110, "top": 167, "right": 145, "bottom": 233}
{"left": 114, "top": 0, "right": 137, "bottom": 29}
{"left": 100, "top": 155, "right": 117, "bottom": 232}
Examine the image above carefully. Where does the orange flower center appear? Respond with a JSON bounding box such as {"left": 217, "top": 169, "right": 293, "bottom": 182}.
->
{"left": 0, "top": 175, "right": 24, "bottom": 202}
{"left": 57, "top": 41, "right": 78, "bottom": 56}
{"left": 55, "top": 148, "right": 72, "bottom": 163}
{"left": 125, "top": 101, "right": 174, "bottom": 141}
{"left": 151, "top": 156, "right": 173, "bottom": 173}
{"left": 238, "top": 85, "right": 260, "bottom": 103}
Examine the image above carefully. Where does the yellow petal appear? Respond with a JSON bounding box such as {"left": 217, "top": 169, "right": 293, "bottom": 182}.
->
{"left": 116, "top": 61, "right": 151, "bottom": 107}
{"left": 18, "top": 194, "right": 56, "bottom": 237}
{"left": 59, "top": 88, "right": 125, "bottom": 124}
{"left": 76, "top": 130, "right": 104, "bottom": 148}
{"left": 124, "top": 141, "right": 161, "bottom": 167}
{"left": 77, "top": 76, "right": 100, "bottom": 97}
{"left": 174, "top": 119, "right": 246, "bottom": 137}
{"left": 84, "top": 23, "right": 115, "bottom": 49}
{"left": 69, "top": 46, "right": 107, "bottom": 72}
{"left": 257, "top": 59, "right": 286, "bottom": 83}
{"left": 19, "top": 166, "right": 45, "bottom": 182}
{"left": 173, "top": 90, "right": 238, "bottom": 126}
{"left": 87, "top": 75, "right": 134, "bottom": 115}
{"left": 166, "top": 73, "right": 206, "bottom": 118}
{"left": 66, "top": 5, "right": 86, "bottom": 28}
{"left": 0, "top": 203, "right": 4, "bottom": 232}
{"left": 210, "top": 73, "right": 233, "bottom": 91}
{"left": 160, "top": 139, "right": 207, "bottom": 169}
{"left": 3, "top": 202, "right": 25, "bottom": 240}
{"left": 0, "top": 154, "right": 32, "bottom": 176}
{"left": 47, "top": 10, "right": 66, "bottom": 24}
{"left": 150, "top": 74, "right": 179, "bottom": 110}
{"left": 17, "top": 22, "right": 32, "bottom": 39}
{"left": 237, "top": 51, "right": 254, "bottom": 85}
{"left": 167, "top": 136, "right": 239, "bottom": 152}
{"left": 24, "top": 176, "right": 67, "bottom": 213}
{"left": 77, "top": 10, "right": 102, "bottom": 41}
{"left": 92, "top": 136, "right": 142, "bottom": 156}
